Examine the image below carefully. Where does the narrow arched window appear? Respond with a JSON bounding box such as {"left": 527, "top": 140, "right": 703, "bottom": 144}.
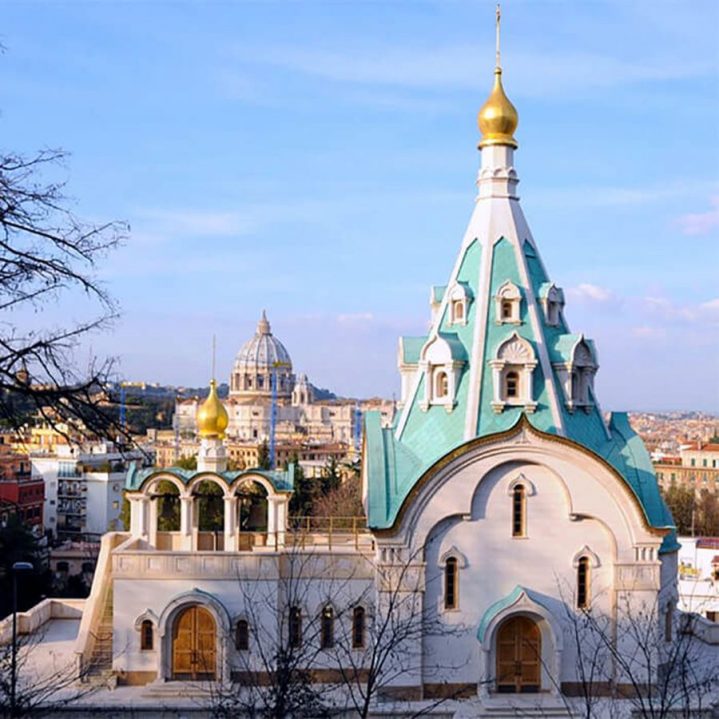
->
{"left": 444, "top": 557, "right": 458, "bottom": 610}
{"left": 140, "top": 620, "right": 153, "bottom": 651}
{"left": 577, "top": 557, "right": 590, "bottom": 609}
{"left": 571, "top": 370, "right": 581, "bottom": 402}
{"left": 502, "top": 300, "right": 513, "bottom": 320}
{"left": 289, "top": 607, "right": 302, "bottom": 649}
{"left": 435, "top": 371, "right": 448, "bottom": 399}
{"left": 452, "top": 299, "right": 464, "bottom": 322}
{"left": 320, "top": 606, "right": 334, "bottom": 649}
{"left": 512, "top": 485, "right": 526, "bottom": 537}
{"left": 352, "top": 607, "right": 365, "bottom": 649}
{"left": 505, "top": 371, "right": 519, "bottom": 399}
{"left": 235, "top": 619, "right": 249, "bottom": 651}
{"left": 664, "top": 605, "right": 673, "bottom": 642}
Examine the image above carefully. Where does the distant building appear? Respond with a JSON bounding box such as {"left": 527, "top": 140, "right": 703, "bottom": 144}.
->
{"left": 655, "top": 442, "right": 719, "bottom": 494}
{"left": 0, "top": 440, "right": 44, "bottom": 533}
{"left": 30, "top": 438, "right": 147, "bottom": 540}
{"left": 677, "top": 536, "right": 719, "bottom": 621}
{"left": 172, "top": 312, "right": 394, "bottom": 460}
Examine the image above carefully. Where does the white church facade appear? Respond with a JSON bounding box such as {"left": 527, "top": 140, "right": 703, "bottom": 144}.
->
{"left": 4, "top": 17, "right": 718, "bottom": 718}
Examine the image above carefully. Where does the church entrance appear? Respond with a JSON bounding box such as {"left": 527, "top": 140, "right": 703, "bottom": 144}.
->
{"left": 496, "top": 616, "right": 541, "bottom": 693}
{"left": 171, "top": 606, "right": 217, "bottom": 680}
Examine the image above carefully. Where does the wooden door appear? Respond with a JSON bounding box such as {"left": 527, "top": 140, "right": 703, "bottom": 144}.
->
{"left": 172, "top": 606, "right": 216, "bottom": 680}
{"left": 496, "top": 616, "right": 541, "bottom": 693}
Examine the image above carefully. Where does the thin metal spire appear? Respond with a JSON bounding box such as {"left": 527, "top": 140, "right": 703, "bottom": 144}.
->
{"left": 496, "top": 3, "right": 502, "bottom": 70}
{"left": 211, "top": 334, "right": 216, "bottom": 380}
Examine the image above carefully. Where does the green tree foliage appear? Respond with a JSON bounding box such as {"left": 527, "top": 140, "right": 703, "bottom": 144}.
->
{"left": 696, "top": 489, "right": 719, "bottom": 536}
{"left": 662, "top": 484, "right": 695, "bottom": 534}
{"left": 257, "top": 440, "right": 271, "bottom": 470}
{"left": 320, "top": 455, "right": 341, "bottom": 496}
{"left": 195, "top": 480, "right": 224, "bottom": 532}
{"left": 0, "top": 515, "right": 51, "bottom": 618}
{"left": 174, "top": 454, "right": 197, "bottom": 470}
{"left": 288, "top": 456, "right": 315, "bottom": 516}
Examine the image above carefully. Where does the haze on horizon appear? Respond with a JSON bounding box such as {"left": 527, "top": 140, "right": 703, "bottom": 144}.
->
{"left": 1, "top": 1, "right": 717, "bottom": 413}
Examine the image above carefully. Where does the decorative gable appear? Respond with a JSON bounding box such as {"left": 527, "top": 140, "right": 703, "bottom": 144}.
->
{"left": 551, "top": 335, "right": 598, "bottom": 413}
{"left": 538, "top": 282, "right": 565, "bottom": 326}
{"left": 489, "top": 333, "right": 537, "bottom": 414}
{"left": 419, "top": 334, "right": 467, "bottom": 412}
{"left": 447, "top": 282, "right": 473, "bottom": 327}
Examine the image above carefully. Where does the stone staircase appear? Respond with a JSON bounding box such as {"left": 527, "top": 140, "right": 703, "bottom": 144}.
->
{"left": 86, "top": 579, "right": 114, "bottom": 682}
{"left": 452, "top": 695, "right": 578, "bottom": 718}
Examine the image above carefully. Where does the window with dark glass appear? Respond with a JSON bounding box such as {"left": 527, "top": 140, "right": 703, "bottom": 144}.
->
{"left": 289, "top": 607, "right": 302, "bottom": 648}
{"left": 140, "top": 620, "right": 154, "bottom": 650}
{"left": 235, "top": 619, "right": 249, "bottom": 651}
{"left": 512, "top": 485, "right": 525, "bottom": 537}
{"left": 444, "top": 557, "right": 458, "bottom": 610}
{"left": 352, "top": 607, "right": 365, "bottom": 649}
{"left": 506, "top": 371, "right": 519, "bottom": 398}
{"left": 320, "top": 606, "right": 334, "bottom": 649}
{"left": 502, "top": 300, "right": 513, "bottom": 320}
{"left": 577, "top": 557, "right": 590, "bottom": 609}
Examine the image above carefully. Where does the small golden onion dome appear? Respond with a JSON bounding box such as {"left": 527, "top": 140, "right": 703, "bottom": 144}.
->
{"left": 196, "top": 379, "right": 229, "bottom": 439}
{"left": 478, "top": 67, "right": 518, "bottom": 148}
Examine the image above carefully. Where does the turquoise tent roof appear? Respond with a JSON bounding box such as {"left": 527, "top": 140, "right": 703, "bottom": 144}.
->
{"left": 363, "top": 175, "right": 677, "bottom": 553}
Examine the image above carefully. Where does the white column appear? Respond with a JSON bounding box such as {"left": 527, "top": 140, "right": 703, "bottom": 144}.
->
{"left": 223, "top": 496, "right": 237, "bottom": 552}
{"left": 267, "top": 496, "right": 277, "bottom": 548}
{"left": 276, "top": 496, "right": 288, "bottom": 548}
{"left": 148, "top": 498, "right": 158, "bottom": 547}
{"left": 129, "top": 496, "right": 149, "bottom": 538}
{"left": 180, "top": 494, "right": 194, "bottom": 551}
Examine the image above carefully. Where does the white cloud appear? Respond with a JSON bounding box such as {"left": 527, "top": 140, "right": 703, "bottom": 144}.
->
{"left": 676, "top": 196, "right": 719, "bottom": 236}
{"left": 567, "top": 283, "right": 618, "bottom": 304}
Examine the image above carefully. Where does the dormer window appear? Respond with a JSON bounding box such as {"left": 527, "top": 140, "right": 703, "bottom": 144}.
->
{"left": 447, "top": 282, "right": 472, "bottom": 327}
{"left": 495, "top": 281, "right": 521, "bottom": 324}
{"left": 418, "top": 334, "right": 467, "bottom": 411}
{"left": 539, "top": 283, "right": 564, "bottom": 327}
{"left": 552, "top": 336, "right": 598, "bottom": 413}
{"left": 490, "top": 333, "right": 538, "bottom": 414}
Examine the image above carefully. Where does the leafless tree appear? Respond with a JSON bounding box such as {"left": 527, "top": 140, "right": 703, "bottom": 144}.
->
{"left": 330, "top": 546, "right": 471, "bottom": 718}
{"left": 540, "top": 581, "right": 719, "bottom": 719}
{"left": 0, "top": 623, "right": 101, "bottom": 718}
{"left": 0, "top": 146, "right": 128, "bottom": 440}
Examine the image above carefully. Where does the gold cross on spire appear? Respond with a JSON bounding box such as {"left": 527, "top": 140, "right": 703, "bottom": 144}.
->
{"left": 496, "top": 3, "right": 502, "bottom": 70}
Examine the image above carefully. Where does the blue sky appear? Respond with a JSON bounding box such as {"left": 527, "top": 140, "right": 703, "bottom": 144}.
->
{"left": 1, "top": 0, "right": 717, "bottom": 410}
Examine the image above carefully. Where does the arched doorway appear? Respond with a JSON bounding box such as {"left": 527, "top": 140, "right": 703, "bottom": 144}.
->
{"left": 496, "top": 616, "right": 541, "bottom": 693}
{"left": 171, "top": 605, "right": 217, "bottom": 680}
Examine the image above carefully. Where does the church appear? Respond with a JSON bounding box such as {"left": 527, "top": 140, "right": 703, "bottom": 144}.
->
{"left": 6, "top": 14, "right": 718, "bottom": 719}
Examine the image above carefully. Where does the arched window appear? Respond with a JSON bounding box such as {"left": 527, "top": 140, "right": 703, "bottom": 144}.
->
{"left": 664, "top": 605, "right": 673, "bottom": 642}
{"left": 320, "top": 606, "right": 334, "bottom": 649}
{"left": 140, "top": 620, "right": 154, "bottom": 651}
{"left": 352, "top": 607, "right": 365, "bottom": 649}
{"left": 435, "top": 371, "right": 449, "bottom": 399}
{"left": 577, "top": 557, "right": 590, "bottom": 609}
{"left": 288, "top": 607, "right": 302, "bottom": 649}
{"left": 444, "top": 557, "right": 458, "bottom": 610}
{"left": 235, "top": 620, "right": 249, "bottom": 651}
{"left": 452, "top": 299, "right": 464, "bottom": 322}
{"left": 505, "top": 371, "right": 519, "bottom": 398}
{"left": 501, "top": 301, "right": 513, "bottom": 320}
{"left": 512, "top": 485, "right": 526, "bottom": 537}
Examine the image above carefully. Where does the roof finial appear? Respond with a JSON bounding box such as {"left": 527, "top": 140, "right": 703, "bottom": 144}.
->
{"left": 496, "top": 3, "right": 501, "bottom": 70}
{"left": 212, "top": 334, "right": 216, "bottom": 380}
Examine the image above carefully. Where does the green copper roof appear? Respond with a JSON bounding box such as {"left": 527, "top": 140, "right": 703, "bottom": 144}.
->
{"left": 399, "top": 336, "right": 427, "bottom": 365}
{"left": 477, "top": 585, "right": 554, "bottom": 642}
{"left": 363, "top": 187, "right": 677, "bottom": 553}
{"left": 125, "top": 463, "right": 295, "bottom": 493}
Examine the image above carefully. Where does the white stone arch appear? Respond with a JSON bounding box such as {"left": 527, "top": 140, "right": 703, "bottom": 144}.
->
{"left": 157, "top": 589, "right": 232, "bottom": 683}
{"left": 229, "top": 473, "right": 276, "bottom": 498}
{"left": 506, "top": 472, "right": 537, "bottom": 497}
{"left": 490, "top": 333, "right": 538, "bottom": 413}
{"left": 388, "top": 422, "right": 650, "bottom": 566}
{"left": 187, "top": 473, "right": 231, "bottom": 498}
{"left": 139, "top": 472, "right": 186, "bottom": 498}
{"left": 476, "top": 586, "right": 564, "bottom": 698}
{"left": 495, "top": 280, "right": 522, "bottom": 324}
{"left": 572, "top": 545, "right": 600, "bottom": 569}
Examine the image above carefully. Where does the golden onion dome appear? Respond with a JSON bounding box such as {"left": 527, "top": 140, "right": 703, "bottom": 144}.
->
{"left": 196, "top": 379, "right": 229, "bottom": 439}
{"left": 478, "top": 67, "right": 518, "bottom": 149}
